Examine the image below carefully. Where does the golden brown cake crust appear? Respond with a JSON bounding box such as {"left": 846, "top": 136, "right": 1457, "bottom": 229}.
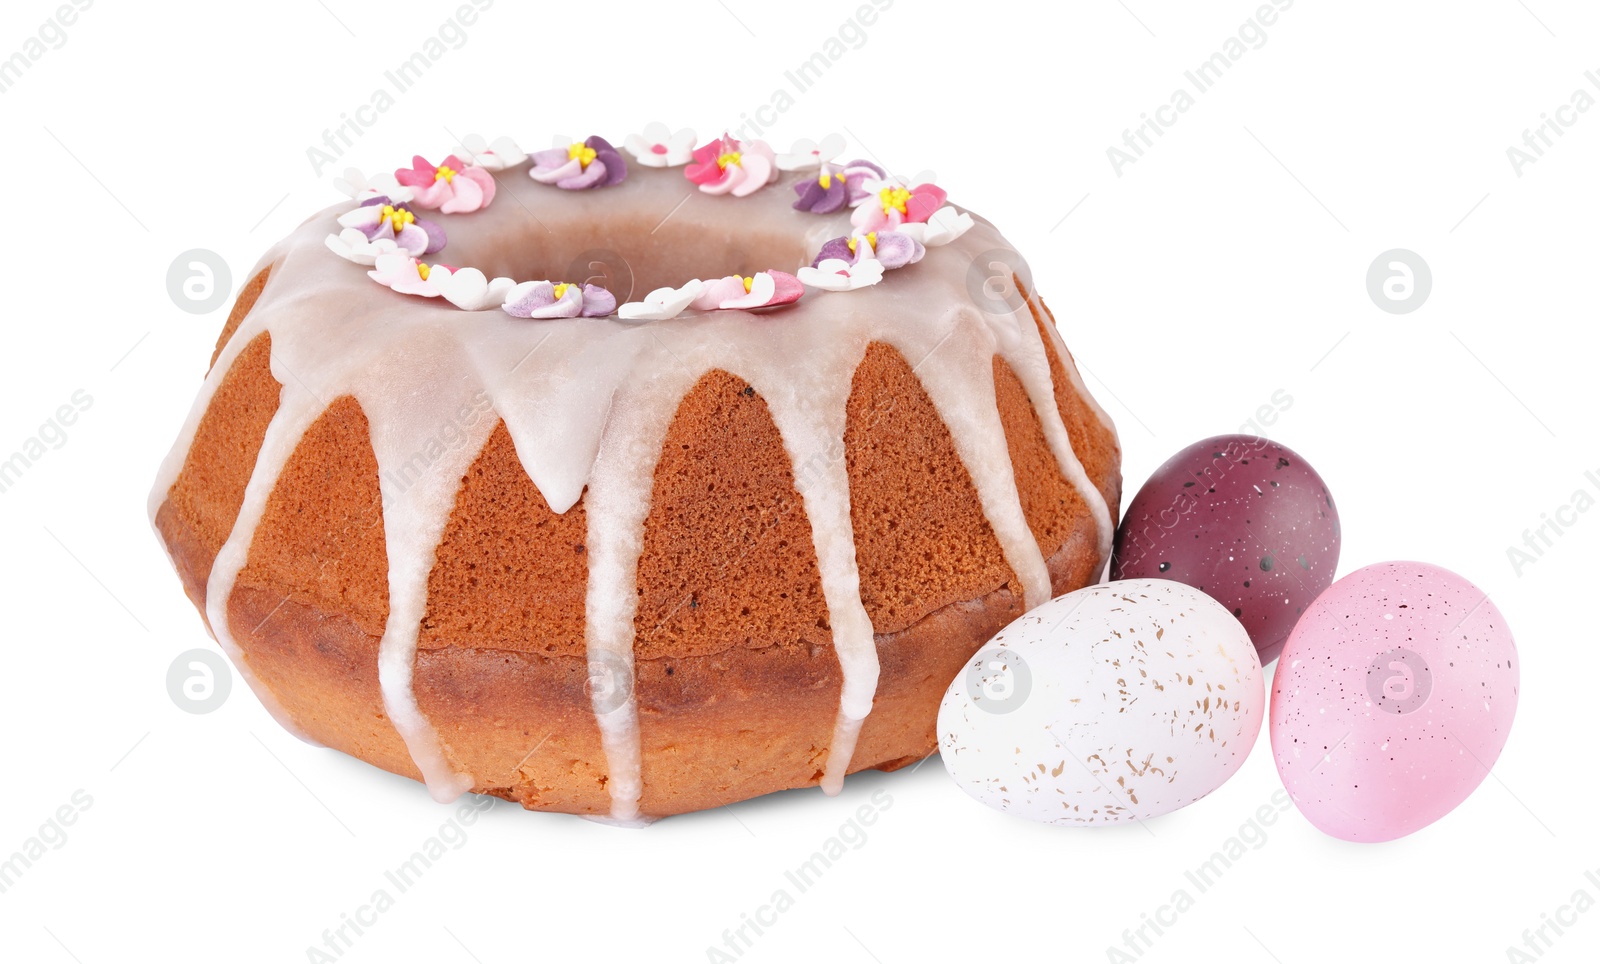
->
{"left": 156, "top": 271, "right": 1120, "bottom": 816}
{"left": 211, "top": 267, "right": 270, "bottom": 372}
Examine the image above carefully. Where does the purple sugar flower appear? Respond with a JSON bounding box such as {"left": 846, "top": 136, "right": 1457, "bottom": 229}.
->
{"left": 871, "top": 231, "right": 925, "bottom": 269}
{"left": 793, "top": 171, "right": 847, "bottom": 213}
{"left": 529, "top": 136, "right": 629, "bottom": 190}
{"left": 503, "top": 281, "right": 616, "bottom": 319}
{"left": 809, "top": 230, "right": 924, "bottom": 270}
{"left": 340, "top": 196, "right": 445, "bottom": 255}
{"left": 811, "top": 235, "right": 856, "bottom": 267}
{"left": 792, "top": 159, "right": 885, "bottom": 214}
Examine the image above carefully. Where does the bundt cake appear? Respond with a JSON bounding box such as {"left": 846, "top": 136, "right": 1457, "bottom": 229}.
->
{"left": 149, "top": 129, "right": 1121, "bottom": 821}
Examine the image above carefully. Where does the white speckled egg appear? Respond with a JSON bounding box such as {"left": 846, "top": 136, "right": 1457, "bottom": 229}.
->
{"left": 937, "top": 579, "right": 1265, "bottom": 825}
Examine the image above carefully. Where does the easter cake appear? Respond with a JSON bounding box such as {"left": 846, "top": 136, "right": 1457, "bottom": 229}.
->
{"left": 149, "top": 128, "right": 1121, "bottom": 821}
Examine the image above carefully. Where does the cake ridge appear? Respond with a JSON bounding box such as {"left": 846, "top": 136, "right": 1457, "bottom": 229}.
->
{"left": 197, "top": 364, "right": 329, "bottom": 748}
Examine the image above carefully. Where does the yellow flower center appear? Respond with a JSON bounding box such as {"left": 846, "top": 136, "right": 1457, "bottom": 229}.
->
{"left": 567, "top": 142, "right": 598, "bottom": 168}
{"left": 742, "top": 276, "right": 755, "bottom": 293}
{"left": 416, "top": 263, "right": 433, "bottom": 281}
{"left": 818, "top": 171, "right": 832, "bottom": 189}
{"left": 434, "top": 164, "right": 457, "bottom": 183}
{"left": 718, "top": 151, "right": 743, "bottom": 170}
{"left": 879, "top": 186, "right": 911, "bottom": 215}
{"left": 846, "top": 232, "right": 878, "bottom": 255}
{"left": 551, "top": 283, "right": 572, "bottom": 300}
{"left": 379, "top": 205, "right": 415, "bottom": 231}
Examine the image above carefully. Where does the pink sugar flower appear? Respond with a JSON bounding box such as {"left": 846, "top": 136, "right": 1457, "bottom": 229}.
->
{"left": 690, "top": 271, "right": 804, "bottom": 311}
{"left": 394, "top": 154, "right": 498, "bottom": 213}
{"left": 684, "top": 135, "right": 778, "bottom": 197}
{"left": 850, "top": 178, "right": 948, "bottom": 232}
{"left": 369, "top": 253, "right": 447, "bottom": 297}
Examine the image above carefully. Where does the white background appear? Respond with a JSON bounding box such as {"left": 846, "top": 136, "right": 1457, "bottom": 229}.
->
{"left": 1, "top": 1, "right": 1594, "bottom": 961}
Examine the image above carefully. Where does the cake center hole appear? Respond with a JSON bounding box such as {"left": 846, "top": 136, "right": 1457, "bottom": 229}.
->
{"left": 444, "top": 174, "right": 819, "bottom": 297}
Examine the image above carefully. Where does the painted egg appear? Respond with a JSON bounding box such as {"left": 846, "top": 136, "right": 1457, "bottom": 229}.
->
{"left": 938, "top": 579, "right": 1265, "bottom": 825}
{"left": 1112, "top": 434, "right": 1339, "bottom": 664}
{"left": 1270, "top": 561, "right": 1518, "bottom": 842}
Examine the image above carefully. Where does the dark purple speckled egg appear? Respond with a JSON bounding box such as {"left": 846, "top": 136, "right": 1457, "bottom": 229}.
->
{"left": 1111, "top": 435, "right": 1339, "bottom": 664}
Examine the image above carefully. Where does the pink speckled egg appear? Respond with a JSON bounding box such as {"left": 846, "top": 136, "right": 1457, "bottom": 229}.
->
{"left": 1270, "top": 561, "right": 1519, "bottom": 842}
{"left": 938, "top": 579, "right": 1265, "bottom": 825}
{"left": 1112, "top": 435, "right": 1340, "bottom": 665}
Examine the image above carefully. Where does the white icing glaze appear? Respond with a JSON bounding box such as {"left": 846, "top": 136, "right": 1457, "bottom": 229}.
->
{"left": 1039, "top": 314, "right": 1120, "bottom": 448}
{"left": 364, "top": 330, "right": 498, "bottom": 802}
{"left": 887, "top": 304, "right": 1051, "bottom": 611}
{"left": 195, "top": 390, "right": 325, "bottom": 746}
{"left": 999, "top": 300, "right": 1115, "bottom": 564}
{"left": 150, "top": 156, "right": 1119, "bottom": 818}
{"left": 148, "top": 300, "right": 312, "bottom": 743}
{"left": 581, "top": 347, "right": 699, "bottom": 821}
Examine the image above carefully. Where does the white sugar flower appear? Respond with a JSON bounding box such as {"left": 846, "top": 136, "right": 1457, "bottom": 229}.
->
{"left": 895, "top": 205, "right": 975, "bottom": 247}
{"left": 618, "top": 279, "right": 706, "bottom": 321}
{"left": 437, "top": 267, "right": 518, "bottom": 311}
{"left": 453, "top": 134, "right": 528, "bottom": 171}
{"left": 775, "top": 133, "right": 847, "bottom": 171}
{"left": 797, "top": 257, "right": 885, "bottom": 292}
{"left": 624, "top": 123, "right": 698, "bottom": 168}
{"left": 331, "top": 167, "right": 413, "bottom": 204}
{"left": 324, "top": 228, "right": 400, "bottom": 266}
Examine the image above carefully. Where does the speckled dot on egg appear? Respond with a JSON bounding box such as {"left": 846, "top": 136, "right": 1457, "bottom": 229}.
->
{"left": 1269, "top": 561, "right": 1519, "bottom": 843}
{"left": 1112, "top": 435, "right": 1340, "bottom": 664}
{"left": 937, "top": 579, "right": 1266, "bottom": 825}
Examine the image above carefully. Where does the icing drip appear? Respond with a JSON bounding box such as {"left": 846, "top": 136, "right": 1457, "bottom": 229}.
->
{"left": 197, "top": 390, "right": 325, "bottom": 746}
{"left": 575, "top": 320, "right": 881, "bottom": 814}
{"left": 881, "top": 304, "right": 1051, "bottom": 611}
{"left": 151, "top": 157, "right": 1119, "bottom": 819}
{"left": 363, "top": 329, "right": 498, "bottom": 803}
{"left": 580, "top": 350, "right": 701, "bottom": 822}
{"left": 737, "top": 340, "right": 876, "bottom": 796}
{"left": 149, "top": 304, "right": 311, "bottom": 743}
{"left": 1035, "top": 306, "right": 1120, "bottom": 446}
{"left": 994, "top": 300, "right": 1115, "bottom": 565}
{"left": 463, "top": 319, "right": 650, "bottom": 516}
